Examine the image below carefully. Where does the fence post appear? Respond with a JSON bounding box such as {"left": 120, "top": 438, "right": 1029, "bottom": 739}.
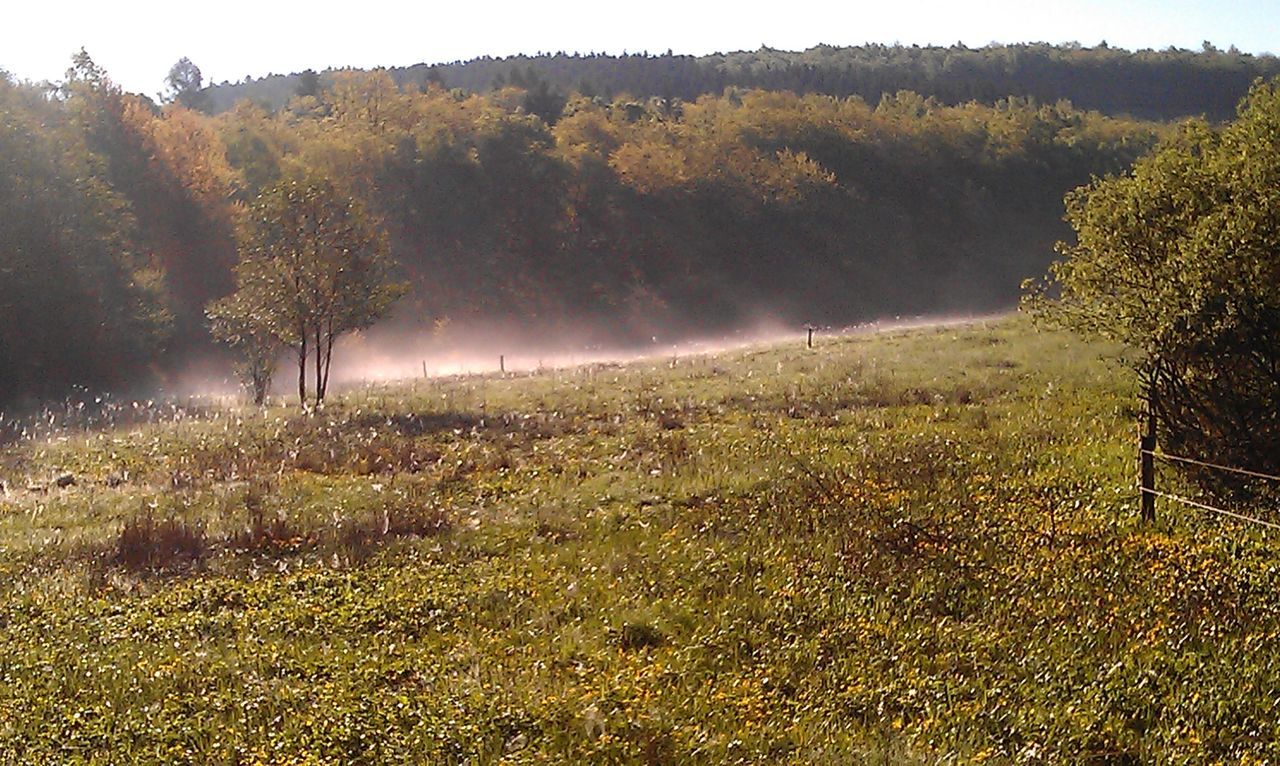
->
{"left": 499, "top": 355, "right": 505, "bottom": 374}
{"left": 806, "top": 325, "right": 815, "bottom": 349}
{"left": 1140, "top": 390, "right": 1157, "bottom": 523}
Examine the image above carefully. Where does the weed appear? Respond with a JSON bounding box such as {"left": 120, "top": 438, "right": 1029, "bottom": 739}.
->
{"left": 113, "top": 512, "right": 207, "bottom": 573}
{"left": 612, "top": 622, "right": 665, "bottom": 651}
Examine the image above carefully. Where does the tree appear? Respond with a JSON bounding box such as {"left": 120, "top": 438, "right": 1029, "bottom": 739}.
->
{"left": 522, "top": 75, "right": 567, "bottom": 125}
{"left": 0, "top": 66, "right": 171, "bottom": 404}
{"left": 163, "top": 57, "right": 209, "bottom": 112}
{"left": 209, "top": 176, "right": 404, "bottom": 406}
{"left": 1026, "top": 79, "right": 1280, "bottom": 506}
{"left": 206, "top": 291, "right": 278, "bottom": 405}
{"left": 296, "top": 69, "right": 321, "bottom": 99}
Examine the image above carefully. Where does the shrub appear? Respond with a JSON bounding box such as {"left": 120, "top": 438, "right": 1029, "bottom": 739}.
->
{"left": 1028, "top": 79, "right": 1280, "bottom": 505}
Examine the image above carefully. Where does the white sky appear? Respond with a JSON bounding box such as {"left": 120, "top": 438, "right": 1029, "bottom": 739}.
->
{"left": 4, "top": 0, "right": 1277, "bottom": 97}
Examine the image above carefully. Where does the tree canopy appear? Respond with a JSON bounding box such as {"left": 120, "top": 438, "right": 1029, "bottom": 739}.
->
{"left": 0, "top": 70, "right": 169, "bottom": 404}
{"left": 207, "top": 43, "right": 1280, "bottom": 123}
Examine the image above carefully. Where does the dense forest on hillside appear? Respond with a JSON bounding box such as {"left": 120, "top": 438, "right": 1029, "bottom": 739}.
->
{"left": 208, "top": 43, "right": 1280, "bottom": 122}
{"left": 1, "top": 50, "right": 1173, "bottom": 405}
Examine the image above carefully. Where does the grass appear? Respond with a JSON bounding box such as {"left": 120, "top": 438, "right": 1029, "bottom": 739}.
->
{"left": 0, "top": 315, "right": 1277, "bottom": 763}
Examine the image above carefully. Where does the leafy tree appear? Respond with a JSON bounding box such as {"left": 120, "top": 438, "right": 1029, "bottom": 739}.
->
{"left": 64, "top": 48, "right": 112, "bottom": 93}
{"left": 296, "top": 69, "right": 321, "bottom": 99}
{"left": 1027, "top": 79, "right": 1280, "bottom": 505}
{"left": 521, "top": 74, "right": 567, "bottom": 125}
{"left": 0, "top": 71, "right": 169, "bottom": 402}
{"left": 164, "top": 57, "right": 209, "bottom": 112}
{"left": 218, "top": 101, "right": 287, "bottom": 197}
{"left": 210, "top": 176, "right": 404, "bottom": 406}
{"left": 423, "top": 66, "right": 445, "bottom": 89}
{"left": 61, "top": 50, "right": 237, "bottom": 347}
{"left": 206, "top": 291, "right": 279, "bottom": 405}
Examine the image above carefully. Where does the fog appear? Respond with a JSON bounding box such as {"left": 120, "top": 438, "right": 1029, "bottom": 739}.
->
{"left": 0, "top": 312, "right": 997, "bottom": 447}
{"left": 325, "top": 316, "right": 794, "bottom": 386}
{"left": 311, "top": 312, "right": 995, "bottom": 394}
{"left": 163, "top": 312, "right": 1003, "bottom": 402}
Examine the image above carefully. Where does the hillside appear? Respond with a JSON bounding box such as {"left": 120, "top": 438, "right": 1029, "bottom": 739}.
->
{"left": 206, "top": 43, "right": 1280, "bottom": 122}
{"left": 2, "top": 317, "right": 1279, "bottom": 761}
{"left": 0, "top": 61, "right": 1167, "bottom": 406}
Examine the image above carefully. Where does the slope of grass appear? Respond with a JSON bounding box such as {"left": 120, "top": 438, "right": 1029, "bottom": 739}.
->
{"left": 1, "top": 316, "right": 1277, "bottom": 764}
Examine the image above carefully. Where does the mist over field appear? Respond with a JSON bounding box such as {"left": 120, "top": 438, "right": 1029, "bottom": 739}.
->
{"left": 270, "top": 311, "right": 993, "bottom": 394}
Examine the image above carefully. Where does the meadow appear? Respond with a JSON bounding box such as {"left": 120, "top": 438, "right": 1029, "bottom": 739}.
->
{"left": 1, "top": 315, "right": 1278, "bottom": 764}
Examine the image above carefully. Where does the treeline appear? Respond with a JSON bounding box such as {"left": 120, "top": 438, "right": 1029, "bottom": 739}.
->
{"left": 208, "top": 43, "right": 1280, "bottom": 122}
{"left": 2, "top": 55, "right": 1168, "bottom": 405}
{"left": 0, "top": 53, "right": 237, "bottom": 405}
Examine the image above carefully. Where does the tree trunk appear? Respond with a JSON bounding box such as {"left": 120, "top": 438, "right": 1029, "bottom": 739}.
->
{"left": 297, "top": 329, "right": 308, "bottom": 407}
{"left": 320, "top": 317, "right": 336, "bottom": 402}
{"left": 314, "top": 326, "right": 324, "bottom": 404}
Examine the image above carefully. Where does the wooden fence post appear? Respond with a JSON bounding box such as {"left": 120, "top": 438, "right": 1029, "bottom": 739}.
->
{"left": 806, "top": 326, "right": 815, "bottom": 349}
{"left": 1140, "top": 389, "right": 1157, "bottom": 523}
{"left": 499, "top": 355, "right": 505, "bottom": 374}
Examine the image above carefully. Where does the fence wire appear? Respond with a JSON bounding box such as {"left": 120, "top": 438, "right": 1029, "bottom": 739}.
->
{"left": 1144, "top": 449, "right": 1280, "bottom": 484}
{"left": 1141, "top": 448, "right": 1280, "bottom": 531}
{"left": 1140, "top": 487, "right": 1280, "bottom": 531}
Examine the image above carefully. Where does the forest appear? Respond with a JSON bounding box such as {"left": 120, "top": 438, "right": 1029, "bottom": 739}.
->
{"left": 211, "top": 43, "right": 1280, "bottom": 121}
{"left": 0, "top": 44, "right": 1199, "bottom": 406}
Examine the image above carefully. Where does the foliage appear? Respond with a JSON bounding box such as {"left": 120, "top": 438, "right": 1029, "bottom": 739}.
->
{"left": 1029, "top": 78, "right": 1280, "bottom": 504}
{"left": 5, "top": 319, "right": 1280, "bottom": 761}
{"left": 259, "top": 74, "right": 1161, "bottom": 340}
{"left": 63, "top": 50, "right": 238, "bottom": 345}
{"left": 206, "top": 290, "right": 279, "bottom": 405}
{"left": 0, "top": 69, "right": 170, "bottom": 404}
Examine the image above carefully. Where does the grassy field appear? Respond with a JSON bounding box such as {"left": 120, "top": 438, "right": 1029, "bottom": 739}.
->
{"left": 2, "top": 315, "right": 1279, "bottom": 764}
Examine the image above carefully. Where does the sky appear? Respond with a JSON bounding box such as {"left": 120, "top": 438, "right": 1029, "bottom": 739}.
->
{"left": 4, "top": 0, "right": 1278, "bottom": 97}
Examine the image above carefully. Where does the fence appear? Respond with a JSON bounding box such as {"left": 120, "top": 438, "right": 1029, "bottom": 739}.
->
{"left": 1138, "top": 441, "right": 1280, "bottom": 530}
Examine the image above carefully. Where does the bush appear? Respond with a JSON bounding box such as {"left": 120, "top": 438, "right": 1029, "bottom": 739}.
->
{"left": 1029, "top": 78, "right": 1280, "bottom": 506}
